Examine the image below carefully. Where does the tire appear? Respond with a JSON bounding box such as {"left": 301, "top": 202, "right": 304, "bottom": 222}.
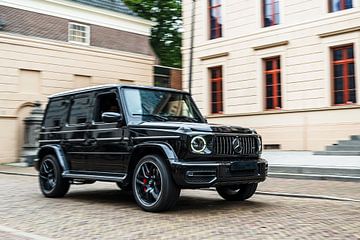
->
{"left": 132, "top": 155, "right": 180, "bottom": 212}
{"left": 39, "top": 154, "right": 70, "bottom": 198}
{"left": 216, "top": 183, "right": 258, "bottom": 201}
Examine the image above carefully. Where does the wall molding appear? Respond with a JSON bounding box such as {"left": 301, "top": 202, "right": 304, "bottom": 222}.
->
{"left": 0, "top": 115, "right": 17, "bottom": 119}
{"left": 199, "top": 52, "right": 229, "bottom": 61}
{"left": 252, "top": 41, "right": 289, "bottom": 51}
{"left": 318, "top": 26, "right": 360, "bottom": 38}
{"left": 0, "top": 32, "right": 155, "bottom": 62}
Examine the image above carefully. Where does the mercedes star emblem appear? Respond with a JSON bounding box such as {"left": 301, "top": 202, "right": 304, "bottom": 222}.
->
{"left": 232, "top": 137, "right": 243, "bottom": 154}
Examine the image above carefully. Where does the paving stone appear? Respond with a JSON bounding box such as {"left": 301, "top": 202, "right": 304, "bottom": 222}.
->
{"left": 0, "top": 174, "right": 359, "bottom": 239}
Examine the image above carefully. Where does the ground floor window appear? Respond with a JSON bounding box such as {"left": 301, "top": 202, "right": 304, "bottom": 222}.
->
{"left": 332, "top": 45, "right": 356, "bottom": 105}
{"left": 264, "top": 56, "right": 282, "bottom": 110}
{"left": 209, "top": 66, "right": 223, "bottom": 114}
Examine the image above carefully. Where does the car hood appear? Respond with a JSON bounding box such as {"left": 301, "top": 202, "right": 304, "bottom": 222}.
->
{"left": 130, "top": 121, "right": 254, "bottom": 134}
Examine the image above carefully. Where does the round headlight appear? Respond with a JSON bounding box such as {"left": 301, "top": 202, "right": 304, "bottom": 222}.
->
{"left": 191, "top": 136, "right": 207, "bottom": 153}
{"left": 257, "top": 137, "right": 262, "bottom": 153}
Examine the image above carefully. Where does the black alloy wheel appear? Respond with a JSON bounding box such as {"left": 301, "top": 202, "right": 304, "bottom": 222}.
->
{"left": 216, "top": 183, "right": 258, "bottom": 201}
{"left": 39, "top": 155, "right": 70, "bottom": 198}
{"left": 132, "top": 155, "right": 180, "bottom": 212}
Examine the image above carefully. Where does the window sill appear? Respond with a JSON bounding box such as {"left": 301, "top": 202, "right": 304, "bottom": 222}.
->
{"left": 333, "top": 102, "right": 357, "bottom": 107}
{"left": 68, "top": 41, "right": 90, "bottom": 46}
{"left": 203, "top": 37, "right": 226, "bottom": 46}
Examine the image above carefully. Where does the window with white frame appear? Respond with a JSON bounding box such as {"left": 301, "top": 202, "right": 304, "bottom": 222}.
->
{"left": 68, "top": 23, "right": 90, "bottom": 45}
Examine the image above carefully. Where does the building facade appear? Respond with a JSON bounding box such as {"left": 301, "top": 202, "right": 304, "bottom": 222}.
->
{"left": 182, "top": 0, "right": 360, "bottom": 151}
{"left": 0, "top": 0, "right": 155, "bottom": 163}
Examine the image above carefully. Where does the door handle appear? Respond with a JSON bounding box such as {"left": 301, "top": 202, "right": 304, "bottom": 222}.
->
{"left": 85, "top": 138, "right": 97, "bottom": 145}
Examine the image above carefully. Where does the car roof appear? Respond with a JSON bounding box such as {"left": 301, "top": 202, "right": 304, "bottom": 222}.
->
{"left": 49, "top": 84, "right": 189, "bottom": 99}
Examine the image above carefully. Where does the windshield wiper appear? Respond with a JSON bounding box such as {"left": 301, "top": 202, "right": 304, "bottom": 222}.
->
{"left": 133, "top": 114, "right": 169, "bottom": 121}
{"left": 166, "top": 116, "right": 199, "bottom": 123}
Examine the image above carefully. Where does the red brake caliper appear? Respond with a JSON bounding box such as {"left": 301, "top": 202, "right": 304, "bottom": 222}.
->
{"left": 143, "top": 178, "right": 147, "bottom": 192}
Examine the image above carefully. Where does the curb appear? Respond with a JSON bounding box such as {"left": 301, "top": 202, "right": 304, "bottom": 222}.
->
{"left": 203, "top": 188, "right": 360, "bottom": 203}
{"left": 0, "top": 171, "right": 37, "bottom": 177}
{"left": 256, "top": 191, "right": 360, "bottom": 203}
{"left": 268, "top": 172, "right": 360, "bottom": 182}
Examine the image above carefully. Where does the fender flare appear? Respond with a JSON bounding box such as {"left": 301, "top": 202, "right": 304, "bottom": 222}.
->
{"left": 36, "top": 145, "right": 69, "bottom": 172}
{"left": 132, "top": 142, "right": 178, "bottom": 163}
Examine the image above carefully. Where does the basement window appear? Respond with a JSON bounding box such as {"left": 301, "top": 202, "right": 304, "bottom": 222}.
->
{"left": 264, "top": 144, "right": 281, "bottom": 150}
{"left": 68, "top": 22, "right": 90, "bottom": 45}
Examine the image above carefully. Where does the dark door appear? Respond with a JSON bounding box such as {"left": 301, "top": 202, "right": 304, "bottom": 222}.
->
{"left": 86, "top": 89, "right": 130, "bottom": 173}
{"left": 62, "top": 93, "right": 93, "bottom": 171}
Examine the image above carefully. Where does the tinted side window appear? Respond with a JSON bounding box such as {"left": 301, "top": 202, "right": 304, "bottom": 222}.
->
{"left": 93, "top": 92, "right": 120, "bottom": 122}
{"left": 44, "top": 99, "right": 69, "bottom": 128}
{"left": 69, "top": 96, "right": 90, "bottom": 125}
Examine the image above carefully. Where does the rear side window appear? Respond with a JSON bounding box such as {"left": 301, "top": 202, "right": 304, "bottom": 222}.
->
{"left": 69, "top": 96, "right": 91, "bottom": 125}
{"left": 44, "top": 99, "right": 69, "bottom": 128}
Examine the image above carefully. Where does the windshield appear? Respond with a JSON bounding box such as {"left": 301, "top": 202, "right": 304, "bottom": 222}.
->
{"left": 123, "top": 88, "right": 205, "bottom": 123}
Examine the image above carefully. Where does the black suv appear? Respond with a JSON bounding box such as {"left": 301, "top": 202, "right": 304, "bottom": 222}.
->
{"left": 35, "top": 85, "right": 267, "bottom": 212}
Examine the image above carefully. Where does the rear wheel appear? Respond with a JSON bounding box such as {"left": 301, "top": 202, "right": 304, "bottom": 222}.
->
{"left": 216, "top": 183, "right": 258, "bottom": 201}
{"left": 39, "top": 155, "right": 70, "bottom": 198}
{"left": 132, "top": 155, "right": 180, "bottom": 212}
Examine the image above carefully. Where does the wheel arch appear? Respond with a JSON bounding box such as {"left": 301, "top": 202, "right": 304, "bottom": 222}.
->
{"left": 127, "top": 142, "right": 178, "bottom": 179}
{"left": 37, "top": 145, "right": 69, "bottom": 172}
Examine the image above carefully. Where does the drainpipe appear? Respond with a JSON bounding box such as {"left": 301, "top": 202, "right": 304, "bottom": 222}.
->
{"left": 188, "top": 0, "right": 196, "bottom": 95}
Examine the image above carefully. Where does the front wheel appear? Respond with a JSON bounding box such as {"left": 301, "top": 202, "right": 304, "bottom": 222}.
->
{"left": 39, "top": 155, "right": 70, "bottom": 198}
{"left": 216, "top": 183, "right": 258, "bottom": 201}
{"left": 132, "top": 155, "right": 180, "bottom": 212}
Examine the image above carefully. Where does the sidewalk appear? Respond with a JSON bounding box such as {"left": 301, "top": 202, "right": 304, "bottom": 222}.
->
{"left": 263, "top": 151, "right": 360, "bottom": 181}
{"left": 1, "top": 151, "right": 360, "bottom": 181}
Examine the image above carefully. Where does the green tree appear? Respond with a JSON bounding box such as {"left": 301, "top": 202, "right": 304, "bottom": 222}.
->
{"left": 124, "top": 0, "right": 182, "bottom": 68}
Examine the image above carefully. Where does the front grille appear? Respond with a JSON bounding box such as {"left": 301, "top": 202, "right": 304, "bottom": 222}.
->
{"left": 214, "top": 135, "right": 258, "bottom": 156}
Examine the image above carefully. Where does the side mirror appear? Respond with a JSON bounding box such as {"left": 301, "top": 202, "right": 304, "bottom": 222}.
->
{"left": 102, "top": 112, "right": 123, "bottom": 123}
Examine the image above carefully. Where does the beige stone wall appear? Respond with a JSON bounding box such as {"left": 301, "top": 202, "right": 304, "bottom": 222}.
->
{"left": 182, "top": 0, "right": 360, "bottom": 151}
{"left": 0, "top": 33, "right": 155, "bottom": 163}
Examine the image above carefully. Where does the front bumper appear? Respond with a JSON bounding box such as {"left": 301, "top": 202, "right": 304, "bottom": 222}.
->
{"left": 171, "top": 158, "right": 268, "bottom": 188}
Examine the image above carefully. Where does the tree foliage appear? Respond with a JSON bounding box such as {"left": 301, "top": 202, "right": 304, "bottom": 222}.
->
{"left": 124, "top": 0, "right": 182, "bottom": 68}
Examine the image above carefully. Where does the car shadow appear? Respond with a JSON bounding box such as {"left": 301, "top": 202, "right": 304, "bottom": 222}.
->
{"left": 66, "top": 189, "right": 136, "bottom": 205}
{"left": 65, "top": 188, "right": 273, "bottom": 214}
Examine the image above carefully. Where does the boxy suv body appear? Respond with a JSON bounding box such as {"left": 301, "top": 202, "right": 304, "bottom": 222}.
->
{"left": 35, "top": 85, "right": 267, "bottom": 212}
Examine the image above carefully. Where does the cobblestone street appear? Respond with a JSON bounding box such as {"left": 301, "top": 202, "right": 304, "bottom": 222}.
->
{"left": 0, "top": 174, "right": 359, "bottom": 240}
